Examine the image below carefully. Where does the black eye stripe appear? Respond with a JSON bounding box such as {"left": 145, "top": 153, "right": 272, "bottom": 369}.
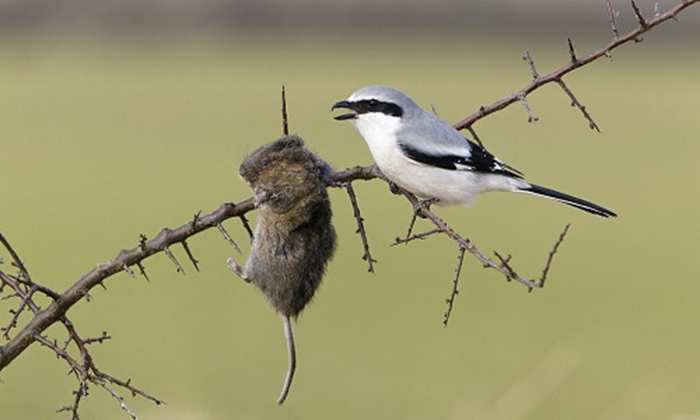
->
{"left": 355, "top": 99, "right": 403, "bottom": 117}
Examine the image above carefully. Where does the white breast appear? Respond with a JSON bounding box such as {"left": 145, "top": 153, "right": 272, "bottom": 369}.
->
{"left": 352, "top": 113, "right": 527, "bottom": 206}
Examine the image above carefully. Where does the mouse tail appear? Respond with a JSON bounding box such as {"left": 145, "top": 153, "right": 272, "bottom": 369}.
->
{"left": 277, "top": 315, "right": 296, "bottom": 405}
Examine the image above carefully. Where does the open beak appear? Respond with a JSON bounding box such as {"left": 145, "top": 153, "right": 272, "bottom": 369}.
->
{"left": 332, "top": 100, "right": 358, "bottom": 121}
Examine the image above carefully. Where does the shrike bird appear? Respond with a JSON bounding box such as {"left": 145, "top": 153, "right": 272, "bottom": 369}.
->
{"left": 332, "top": 86, "right": 616, "bottom": 218}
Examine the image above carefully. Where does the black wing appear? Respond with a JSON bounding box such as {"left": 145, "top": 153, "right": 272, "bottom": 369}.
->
{"left": 398, "top": 138, "right": 524, "bottom": 179}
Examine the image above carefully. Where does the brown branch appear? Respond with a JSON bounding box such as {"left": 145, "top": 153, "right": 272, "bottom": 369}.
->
{"left": 631, "top": 0, "right": 649, "bottom": 29}
{"left": 281, "top": 85, "right": 290, "bottom": 136}
{"left": 522, "top": 50, "right": 540, "bottom": 80}
{"left": 239, "top": 215, "right": 255, "bottom": 240}
{"left": 539, "top": 224, "right": 571, "bottom": 288}
{"left": 217, "top": 223, "right": 242, "bottom": 254}
{"left": 136, "top": 261, "right": 150, "bottom": 282}
{"left": 452, "top": 0, "right": 699, "bottom": 131}
{"left": 342, "top": 182, "right": 377, "bottom": 273}
{"left": 555, "top": 78, "right": 600, "bottom": 132}
{"left": 0, "top": 233, "right": 60, "bottom": 300}
{"left": 181, "top": 240, "right": 200, "bottom": 272}
{"left": 443, "top": 247, "right": 466, "bottom": 326}
{"left": 391, "top": 229, "right": 442, "bottom": 246}
{"left": 163, "top": 245, "right": 185, "bottom": 274}
{"left": 0, "top": 199, "right": 254, "bottom": 371}
{"left": 466, "top": 125, "right": 485, "bottom": 148}
{"left": 567, "top": 38, "right": 579, "bottom": 65}
{"left": 390, "top": 184, "right": 540, "bottom": 290}
{"left": 608, "top": 0, "right": 621, "bottom": 39}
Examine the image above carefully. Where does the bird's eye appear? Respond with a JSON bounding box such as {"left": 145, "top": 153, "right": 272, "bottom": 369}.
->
{"left": 368, "top": 99, "right": 380, "bottom": 108}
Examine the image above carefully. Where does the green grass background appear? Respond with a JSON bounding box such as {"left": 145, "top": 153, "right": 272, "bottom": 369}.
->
{"left": 1, "top": 28, "right": 699, "bottom": 420}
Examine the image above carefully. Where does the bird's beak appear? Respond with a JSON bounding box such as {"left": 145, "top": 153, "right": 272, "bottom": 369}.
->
{"left": 332, "top": 100, "right": 358, "bottom": 121}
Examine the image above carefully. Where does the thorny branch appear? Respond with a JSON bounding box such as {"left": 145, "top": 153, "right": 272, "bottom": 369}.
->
{"left": 341, "top": 182, "right": 377, "bottom": 273}
{"left": 452, "top": 0, "right": 700, "bottom": 132}
{"left": 1, "top": 1, "right": 698, "bottom": 417}
{"left": 0, "top": 235, "right": 165, "bottom": 419}
{"left": 443, "top": 247, "right": 466, "bottom": 326}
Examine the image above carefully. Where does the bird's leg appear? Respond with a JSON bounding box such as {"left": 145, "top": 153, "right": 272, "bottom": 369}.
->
{"left": 226, "top": 257, "right": 251, "bottom": 283}
{"left": 413, "top": 198, "right": 439, "bottom": 217}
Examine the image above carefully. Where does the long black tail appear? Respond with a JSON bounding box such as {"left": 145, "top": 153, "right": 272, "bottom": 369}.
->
{"left": 519, "top": 184, "right": 617, "bottom": 218}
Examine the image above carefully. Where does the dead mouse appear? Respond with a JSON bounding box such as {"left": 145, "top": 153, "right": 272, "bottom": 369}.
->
{"left": 228, "top": 135, "right": 337, "bottom": 404}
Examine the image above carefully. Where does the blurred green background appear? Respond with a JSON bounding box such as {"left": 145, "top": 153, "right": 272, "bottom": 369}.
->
{"left": 1, "top": 1, "right": 699, "bottom": 419}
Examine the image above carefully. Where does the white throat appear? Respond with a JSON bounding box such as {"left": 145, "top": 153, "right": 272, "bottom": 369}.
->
{"left": 352, "top": 113, "right": 402, "bottom": 168}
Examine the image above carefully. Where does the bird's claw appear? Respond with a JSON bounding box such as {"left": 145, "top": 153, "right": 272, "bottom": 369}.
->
{"left": 412, "top": 198, "right": 439, "bottom": 218}
{"left": 388, "top": 181, "right": 401, "bottom": 195}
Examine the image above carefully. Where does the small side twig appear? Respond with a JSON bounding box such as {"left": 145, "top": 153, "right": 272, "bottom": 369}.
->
{"left": 136, "top": 262, "right": 150, "bottom": 282}
{"left": 239, "top": 215, "right": 255, "bottom": 241}
{"left": 181, "top": 240, "right": 200, "bottom": 272}
{"left": 493, "top": 251, "right": 519, "bottom": 285}
{"left": 391, "top": 229, "right": 442, "bottom": 246}
{"left": 216, "top": 222, "right": 242, "bottom": 253}
{"left": 466, "top": 126, "right": 485, "bottom": 148}
{"left": 539, "top": 224, "right": 571, "bottom": 288}
{"left": 122, "top": 264, "right": 135, "bottom": 278}
{"left": 343, "top": 182, "right": 377, "bottom": 273}
{"left": 608, "top": 0, "right": 620, "bottom": 39}
{"left": 631, "top": 0, "right": 649, "bottom": 29}
{"left": 190, "top": 211, "right": 202, "bottom": 231}
{"left": 555, "top": 78, "right": 600, "bottom": 132}
{"left": 163, "top": 246, "right": 185, "bottom": 274}
{"left": 517, "top": 92, "right": 539, "bottom": 123}
{"left": 523, "top": 50, "right": 540, "bottom": 80}
{"left": 443, "top": 246, "right": 467, "bottom": 326}
{"left": 567, "top": 38, "right": 579, "bottom": 65}
{"left": 281, "top": 85, "right": 289, "bottom": 136}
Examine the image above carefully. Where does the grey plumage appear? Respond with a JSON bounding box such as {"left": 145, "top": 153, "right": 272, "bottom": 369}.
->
{"left": 229, "top": 135, "right": 337, "bottom": 404}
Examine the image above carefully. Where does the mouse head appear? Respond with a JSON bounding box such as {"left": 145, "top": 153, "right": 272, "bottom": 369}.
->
{"left": 239, "top": 135, "right": 331, "bottom": 214}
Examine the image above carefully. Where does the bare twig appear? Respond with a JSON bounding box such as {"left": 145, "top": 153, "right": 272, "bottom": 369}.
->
{"left": 0, "top": 199, "right": 254, "bottom": 371}
{"left": 281, "top": 85, "right": 289, "bottom": 136}
{"left": 539, "top": 224, "right": 571, "bottom": 288}
{"left": 391, "top": 229, "right": 442, "bottom": 246}
{"left": 631, "top": 0, "right": 649, "bottom": 29}
{"left": 517, "top": 92, "right": 539, "bottom": 123}
{"left": 523, "top": 50, "right": 540, "bottom": 80}
{"left": 0, "top": 234, "right": 60, "bottom": 300}
{"left": 216, "top": 223, "right": 242, "bottom": 253}
{"left": 555, "top": 78, "right": 600, "bottom": 132}
{"left": 181, "top": 240, "right": 200, "bottom": 272}
{"left": 567, "top": 38, "right": 579, "bottom": 65}
{"left": 466, "top": 125, "right": 485, "bottom": 148}
{"left": 343, "top": 182, "right": 377, "bottom": 273}
{"left": 239, "top": 215, "right": 255, "bottom": 240}
{"left": 452, "top": 0, "right": 699, "bottom": 131}
{"left": 608, "top": 0, "right": 620, "bottom": 39}
{"left": 136, "top": 262, "right": 150, "bottom": 282}
{"left": 390, "top": 184, "right": 540, "bottom": 290}
{"left": 122, "top": 264, "right": 135, "bottom": 278}
{"left": 163, "top": 246, "right": 185, "bottom": 274}
{"left": 443, "top": 247, "right": 466, "bottom": 326}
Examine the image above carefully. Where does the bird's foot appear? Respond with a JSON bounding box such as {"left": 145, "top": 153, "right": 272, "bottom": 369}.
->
{"left": 401, "top": 198, "right": 439, "bottom": 241}
{"left": 412, "top": 198, "right": 439, "bottom": 218}
{"left": 388, "top": 181, "right": 401, "bottom": 195}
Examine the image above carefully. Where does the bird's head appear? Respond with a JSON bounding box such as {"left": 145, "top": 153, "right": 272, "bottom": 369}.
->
{"left": 332, "top": 86, "right": 419, "bottom": 129}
